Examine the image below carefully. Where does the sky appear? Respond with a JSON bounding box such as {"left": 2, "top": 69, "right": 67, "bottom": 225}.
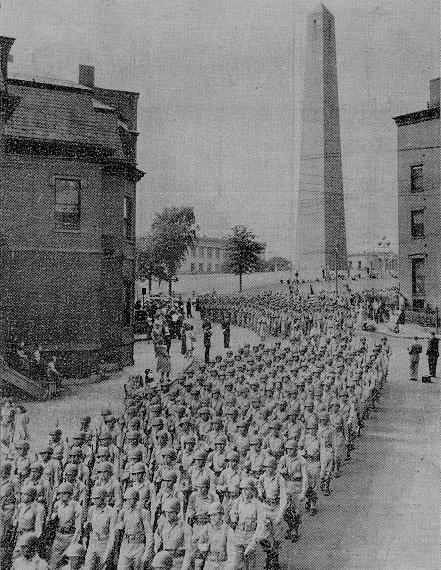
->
{"left": 1, "top": 0, "right": 439, "bottom": 259}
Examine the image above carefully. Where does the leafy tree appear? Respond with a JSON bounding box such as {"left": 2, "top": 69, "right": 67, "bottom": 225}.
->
{"left": 151, "top": 207, "right": 197, "bottom": 295}
{"left": 265, "top": 256, "right": 292, "bottom": 272}
{"left": 135, "top": 235, "right": 166, "bottom": 296}
{"left": 225, "top": 225, "right": 265, "bottom": 292}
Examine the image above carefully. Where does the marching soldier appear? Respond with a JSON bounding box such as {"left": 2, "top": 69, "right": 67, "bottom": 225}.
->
{"left": 49, "top": 482, "right": 82, "bottom": 570}
{"left": 278, "top": 440, "right": 307, "bottom": 542}
{"left": 304, "top": 415, "right": 320, "bottom": 516}
{"left": 116, "top": 488, "right": 154, "bottom": 570}
{"left": 153, "top": 497, "right": 185, "bottom": 568}
{"left": 196, "top": 501, "right": 228, "bottom": 570}
{"left": 13, "top": 485, "right": 45, "bottom": 556}
{"left": 83, "top": 487, "right": 116, "bottom": 570}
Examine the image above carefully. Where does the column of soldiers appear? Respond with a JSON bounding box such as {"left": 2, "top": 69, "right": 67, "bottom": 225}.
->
{"left": 1, "top": 291, "right": 391, "bottom": 570}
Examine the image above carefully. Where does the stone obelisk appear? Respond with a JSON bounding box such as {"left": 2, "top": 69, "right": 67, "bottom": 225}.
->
{"left": 295, "top": 4, "right": 347, "bottom": 279}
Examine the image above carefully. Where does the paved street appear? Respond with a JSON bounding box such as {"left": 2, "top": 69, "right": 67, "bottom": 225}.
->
{"left": 24, "top": 313, "right": 259, "bottom": 451}
{"left": 280, "top": 333, "right": 441, "bottom": 570}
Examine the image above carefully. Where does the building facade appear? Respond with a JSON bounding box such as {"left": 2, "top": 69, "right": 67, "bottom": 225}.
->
{"left": 347, "top": 252, "right": 398, "bottom": 278}
{"left": 0, "top": 37, "right": 144, "bottom": 377}
{"left": 179, "top": 237, "right": 231, "bottom": 275}
{"left": 394, "top": 78, "right": 440, "bottom": 311}
{"left": 178, "top": 236, "right": 266, "bottom": 275}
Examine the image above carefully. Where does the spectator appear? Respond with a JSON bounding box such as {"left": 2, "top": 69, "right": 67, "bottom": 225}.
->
{"left": 203, "top": 323, "right": 212, "bottom": 364}
{"left": 46, "top": 356, "right": 61, "bottom": 398}
{"left": 186, "top": 299, "right": 192, "bottom": 318}
{"left": 408, "top": 337, "right": 422, "bottom": 382}
{"left": 185, "top": 325, "right": 196, "bottom": 360}
{"left": 156, "top": 343, "right": 171, "bottom": 382}
{"left": 426, "top": 331, "right": 439, "bottom": 381}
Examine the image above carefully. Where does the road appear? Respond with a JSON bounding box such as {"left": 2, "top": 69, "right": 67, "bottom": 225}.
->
{"left": 23, "top": 320, "right": 440, "bottom": 569}
{"left": 280, "top": 334, "right": 441, "bottom": 570}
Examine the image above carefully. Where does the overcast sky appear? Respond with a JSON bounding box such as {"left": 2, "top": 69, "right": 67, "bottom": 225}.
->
{"left": 1, "top": 0, "right": 439, "bottom": 258}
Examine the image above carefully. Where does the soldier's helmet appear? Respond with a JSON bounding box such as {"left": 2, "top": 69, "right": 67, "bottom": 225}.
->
{"left": 91, "top": 487, "right": 107, "bottom": 500}
{"left": 163, "top": 497, "right": 180, "bottom": 513}
{"left": 306, "top": 416, "right": 318, "bottom": 429}
{"left": 161, "top": 470, "right": 178, "bottom": 483}
{"left": 21, "top": 485, "right": 38, "bottom": 499}
{"left": 30, "top": 462, "right": 43, "bottom": 472}
{"left": 240, "top": 477, "right": 256, "bottom": 490}
{"left": 263, "top": 456, "right": 277, "bottom": 469}
{"left": 97, "top": 461, "right": 113, "bottom": 474}
{"left": 208, "top": 501, "right": 224, "bottom": 515}
{"left": 58, "top": 482, "right": 74, "bottom": 494}
{"left": 123, "top": 487, "right": 140, "bottom": 501}
{"left": 285, "top": 439, "right": 297, "bottom": 449}
{"left": 130, "top": 462, "right": 146, "bottom": 475}
{"left": 195, "top": 475, "right": 210, "bottom": 488}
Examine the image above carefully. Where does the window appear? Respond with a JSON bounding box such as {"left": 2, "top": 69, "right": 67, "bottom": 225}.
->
{"left": 215, "top": 248, "right": 220, "bottom": 258}
{"left": 199, "top": 247, "right": 204, "bottom": 258}
{"left": 411, "top": 257, "right": 426, "bottom": 298}
{"left": 55, "top": 178, "right": 81, "bottom": 229}
{"left": 190, "top": 263, "right": 195, "bottom": 273}
{"left": 123, "top": 281, "right": 132, "bottom": 326}
{"left": 411, "top": 165, "right": 423, "bottom": 193}
{"left": 199, "top": 263, "right": 203, "bottom": 272}
{"left": 411, "top": 210, "right": 424, "bottom": 237}
{"left": 207, "top": 248, "right": 212, "bottom": 259}
{"left": 207, "top": 264, "right": 212, "bottom": 273}
{"left": 123, "top": 197, "right": 133, "bottom": 239}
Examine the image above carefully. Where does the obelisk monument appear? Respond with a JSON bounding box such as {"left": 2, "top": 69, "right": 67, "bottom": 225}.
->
{"left": 295, "top": 4, "right": 347, "bottom": 279}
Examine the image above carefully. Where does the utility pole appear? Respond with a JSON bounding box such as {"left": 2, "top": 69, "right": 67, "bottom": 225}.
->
{"left": 335, "top": 245, "right": 339, "bottom": 296}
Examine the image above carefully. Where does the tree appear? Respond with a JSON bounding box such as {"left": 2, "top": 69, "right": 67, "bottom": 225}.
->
{"left": 151, "top": 207, "right": 197, "bottom": 295}
{"left": 225, "top": 225, "right": 265, "bottom": 292}
{"left": 135, "top": 235, "right": 166, "bottom": 296}
{"left": 265, "top": 256, "right": 292, "bottom": 272}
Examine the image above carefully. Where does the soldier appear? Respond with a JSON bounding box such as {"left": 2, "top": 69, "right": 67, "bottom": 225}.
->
{"left": 278, "top": 439, "right": 307, "bottom": 542}
{"left": 183, "top": 476, "right": 219, "bottom": 570}
{"left": 317, "top": 412, "right": 334, "bottom": 496}
{"left": 116, "top": 488, "right": 154, "bottom": 570}
{"left": 1, "top": 462, "right": 17, "bottom": 554}
{"left": 83, "top": 487, "right": 116, "bottom": 570}
{"left": 63, "top": 542, "right": 86, "bottom": 570}
{"left": 304, "top": 416, "right": 320, "bottom": 516}
{"left": 126, "top": 463, "right": 153, "bottom": 513}
{"left": 13, "top": 485, "right": 45, "bottom": 555}
{"left": 92, "top": 462, "right": 122, "bottom": 511}
{"left": 67, "top": 448, "right": 90, "bottom": 488}
{"left": 12, "top": 533, "right": 48, "bottom": 570}
{"left": 216, "top": 451, "right": 241, "bottom": 516}
{"left": 151, "top": 550, "right": 173, "bottom": 570}
{"left": 62, "top": 464, "right": 87, "bottom": 515}
{"left": 23, "top": 463, "right": 52, "bottom": 514}
{"left": 229, "top": 478, "right": 269, "bottom": 570}
{"left": 49, "top": 481, "right": 82, "bottom": 570}
{"left": 257, "top": 457, "right": 286, "bottom": 570}
{"left": 196, "top": 501, "right": 228, "bottom": 570}
{"left": 38, "top": 446, "right": 61, "bottom": 489}
{"left": 153, "top": 497, "right": 185, "bottom": 568}
{"left": 151, "top": 470, "right": 181, "bottom": 532}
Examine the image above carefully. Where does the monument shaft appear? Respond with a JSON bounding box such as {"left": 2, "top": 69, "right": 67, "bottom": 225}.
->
{"left": 296, "top": 4, "right": 347, "bottom": 277}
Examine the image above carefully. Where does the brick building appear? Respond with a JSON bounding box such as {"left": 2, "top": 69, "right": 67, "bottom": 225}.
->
{"left": 0, "top": 37, "right": 144, "bottom": 377}
{"left": 394, "top": 78, "right": 440, "bottom": 311}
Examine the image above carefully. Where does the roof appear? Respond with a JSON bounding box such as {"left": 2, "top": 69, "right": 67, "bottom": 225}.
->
{"left": 9, "top": 72, "right": 91, "bottom": 91}
{"left": 5, "top": 81, "right": 118, "bottom": 151}
{"left": 393, "top": 106, "right": 440, "bottom": 127}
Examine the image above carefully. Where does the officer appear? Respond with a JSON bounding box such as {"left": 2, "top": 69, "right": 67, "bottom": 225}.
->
{"left": 83, "top": 487, "right": 116, "bottom": 570}
{"left": 49, "top": 481, "right": 82, "bottom": 570}
{"left": 116, "top": 488, "right": 153, "bottom": 570}
{"left": 196, "top": 501, "right": 228, "bottom": 570}
{"left": 278, "top": 440, "right": 307, "bottom": 542}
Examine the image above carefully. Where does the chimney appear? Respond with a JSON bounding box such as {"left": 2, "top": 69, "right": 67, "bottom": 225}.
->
{"left": 79, "top": 64, "right": 95, "bottom": 88}
{"left": 0, "top": 37, "right": 15, "bottom": 92}
{"left": 429, "top": 78, "right": 440, "bottom": 109}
